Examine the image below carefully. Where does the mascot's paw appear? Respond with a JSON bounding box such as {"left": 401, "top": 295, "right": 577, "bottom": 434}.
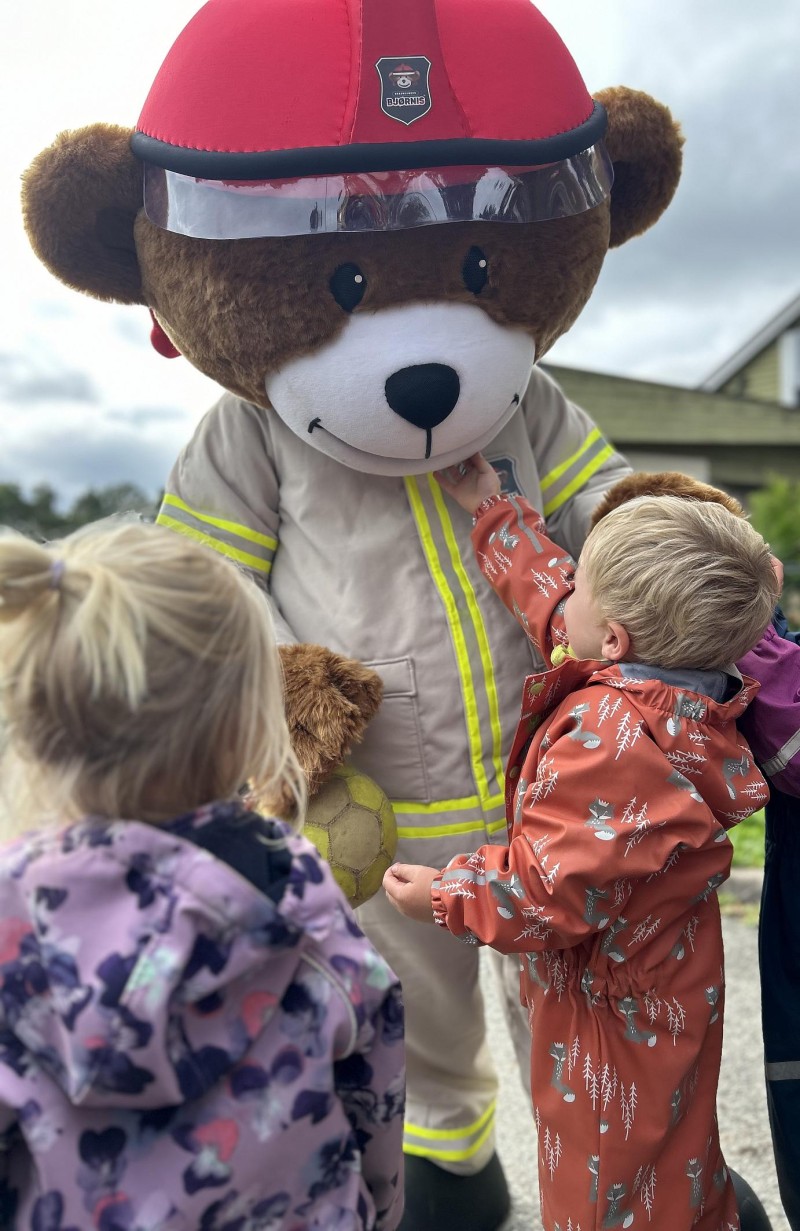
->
{"left": 400, "top": 1153, "right": 511, "bottom": 1231}
{"left": 729, "top": 1170, "right": 773, "bottom": 1231}
{"left": 590, "top": 470, "right": 744, "bottom": 528}
{"left": 279, "top": 643, "right": 383, "bottom": 796}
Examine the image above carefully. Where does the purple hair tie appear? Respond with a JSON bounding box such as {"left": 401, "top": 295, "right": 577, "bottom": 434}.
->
{"left": 49, "top": 559, "right": 65, "bottom": 590}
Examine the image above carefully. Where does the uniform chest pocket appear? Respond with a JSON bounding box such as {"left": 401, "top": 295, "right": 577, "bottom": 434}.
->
{"left": 349, "top": 657, "right": 430, "bottom": 803}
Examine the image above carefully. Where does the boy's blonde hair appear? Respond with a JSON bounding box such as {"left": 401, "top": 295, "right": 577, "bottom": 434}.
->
{"left": 0, "top": 519, "right": 305, "bottom": 832}
{"left": 580, "top": 494, "right": 780, "bottom": 671}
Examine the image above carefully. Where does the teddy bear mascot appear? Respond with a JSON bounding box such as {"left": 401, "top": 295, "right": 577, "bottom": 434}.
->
{"left": 21, "top": 1, "right": 687, "bottom": 1226}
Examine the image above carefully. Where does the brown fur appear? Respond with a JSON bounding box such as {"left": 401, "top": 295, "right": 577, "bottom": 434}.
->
{"left": 22, "top": 125, "right": 142, "bottom": 303}
{"left": 596, "top": 87, "right": 684, "bottom": 248}
{"left": 22, "top": 88, "right": 684, "bottom": 406}
{"left": 278, "top": 643, "right": 383, "bottom": 795}
{"left": 138, "top": 209, "right": 613, "bottom": 403}
{"left": 590, "top": 472, "right": 745, "bottom": 529}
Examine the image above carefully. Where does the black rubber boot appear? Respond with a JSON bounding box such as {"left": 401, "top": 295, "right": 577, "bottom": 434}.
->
{"left": 400, "top": 1152, "right": 511, "bottom": 1231}
{"left": 731, "top": 1169, "right": 773, "bottom": 1231}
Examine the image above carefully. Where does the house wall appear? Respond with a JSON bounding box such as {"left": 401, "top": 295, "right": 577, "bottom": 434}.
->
{"left": 546, "top": 363, "right": 800, "bottom": 494}
{"left": 720, "top": 342, "right": 780, "bottom": 403}
{"left": 625, "top": 451, "right": 711, "bottom": 482}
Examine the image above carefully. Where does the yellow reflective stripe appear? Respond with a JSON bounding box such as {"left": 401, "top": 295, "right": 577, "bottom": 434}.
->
{"left": 403, "top": 1105, "right": 496, "bottom": 1161}
{"left": 405, "top": 1101, "right": 496, "bottom": 1141}
{"left": 161, "top": 493, "right": 277, "bottom": 551}
{"left": 540, "top": 426, "right": 602, "bottom": 494}
{"left": 405, "top": 477, "right": 491, "bottom": 806}
{"left": 403, "top": 1133, "right": 492, "bottom": 1161}
{"left": 543, "top": 444, "right": 615, "bottom": 517}
{"left": 156, "top": 514, "right": 272, "bottom": 575}
{"left": 391, "top": 793, "right": 504, "bottom": 815}
{"left": 396, "top": 816, "right": 506, "bottom": 841}
{"left": 429, "top": 476, "right": 505, "bottom": 793}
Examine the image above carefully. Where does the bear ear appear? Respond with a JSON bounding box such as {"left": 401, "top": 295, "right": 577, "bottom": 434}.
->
{"left": 594, "top": 87, "right": 684, "bottom": 249}
{"left": 21, "top": 123, "right": 144, "bottom": 304}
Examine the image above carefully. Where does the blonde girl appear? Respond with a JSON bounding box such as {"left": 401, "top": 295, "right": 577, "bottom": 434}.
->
{"left": 0, "top": 519, "right": 405, "bottom": 1231}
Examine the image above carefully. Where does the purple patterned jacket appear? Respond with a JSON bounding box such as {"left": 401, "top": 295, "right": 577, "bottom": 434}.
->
{"left": 0, "top": 803, "right": 405, "bottom": 1230}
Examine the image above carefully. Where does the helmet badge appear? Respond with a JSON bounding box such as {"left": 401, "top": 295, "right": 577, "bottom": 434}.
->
{"left": 376, "top": 56, "right": 432, "bottom": 125}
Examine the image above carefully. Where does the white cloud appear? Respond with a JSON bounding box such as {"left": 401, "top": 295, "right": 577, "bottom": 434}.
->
{"left": 537, "top": 0, "right": 800, "bottom": 381}
{"left": 0, "top": 295, "right": 217, "bottom": 501}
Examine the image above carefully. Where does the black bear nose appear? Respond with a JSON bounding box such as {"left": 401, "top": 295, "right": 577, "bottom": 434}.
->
{"left": 385, "top": 364, "right": 461, "bottom": 430}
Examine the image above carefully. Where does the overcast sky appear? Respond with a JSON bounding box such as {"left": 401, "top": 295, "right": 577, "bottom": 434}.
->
{"left": 1, "top": 0, "right": 798, "bottom": 502}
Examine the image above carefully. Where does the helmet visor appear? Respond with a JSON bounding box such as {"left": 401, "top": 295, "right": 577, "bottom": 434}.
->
{"left": 142, "top": 144, "right": 613, "bottom": 239}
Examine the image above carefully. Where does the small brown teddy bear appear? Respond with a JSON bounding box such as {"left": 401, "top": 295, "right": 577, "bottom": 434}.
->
{"left": 590, "top": 470, "right": 745, "bottom": 527}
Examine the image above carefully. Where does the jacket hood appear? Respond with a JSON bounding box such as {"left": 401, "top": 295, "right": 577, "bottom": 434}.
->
{"left": 534, "top": 656, "right": 765, "bottom": 829}
{"left": 0, "top": 805, "right": 350, "bottom": 1110}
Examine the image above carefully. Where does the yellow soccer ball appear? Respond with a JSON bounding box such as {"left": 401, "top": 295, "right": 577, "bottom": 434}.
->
{"left": 304, "top": 766, "right": 397, "bottom": 908}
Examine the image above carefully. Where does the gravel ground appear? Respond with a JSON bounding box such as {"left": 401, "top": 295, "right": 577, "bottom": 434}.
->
{"left": 484, "top": 911, "right": 789, "bottom": 1231}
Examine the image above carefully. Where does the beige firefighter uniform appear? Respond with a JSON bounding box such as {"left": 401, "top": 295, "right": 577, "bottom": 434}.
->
{"left": 157, "top": 365, "right": 631, "bottom": 1172}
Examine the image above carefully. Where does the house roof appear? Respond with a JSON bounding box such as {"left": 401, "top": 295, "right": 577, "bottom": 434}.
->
{"left": 700, "top": 291, "right": 800, "bottom": 391}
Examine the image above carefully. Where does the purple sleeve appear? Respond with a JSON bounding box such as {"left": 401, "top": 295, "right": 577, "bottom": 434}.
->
{"left": 738, "top": 623, "right": 800, "bottom": 796}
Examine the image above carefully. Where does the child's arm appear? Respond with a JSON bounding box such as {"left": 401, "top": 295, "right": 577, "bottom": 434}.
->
{"left": 436, "top": 455, "right": 574, "bottom": 661}
{"left": 420, "top": 691, "right": 767, "bottom": 951}
{"left": 335, "top": 976, "right": 405, "bottom": 1231}
{"left": 738, "top": 622, "right": 800, "bottom": 797}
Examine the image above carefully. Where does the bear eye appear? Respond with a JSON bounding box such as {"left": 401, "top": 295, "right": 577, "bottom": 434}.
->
{"left": 330, "top": 263, "right": 367, "bottom": 312}
{"left": 463, "top": 246, "right": 489, "bottom": 295}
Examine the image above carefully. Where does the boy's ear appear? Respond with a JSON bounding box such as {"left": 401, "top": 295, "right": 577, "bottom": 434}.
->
{"left": 595, "top": 86, "right": 684, "bottom": 249}
{"left": 22, "top": 123, "right": 144, "bottom": 304}
{"left": 602, "top": 620, "right": 631, "bottom": 663}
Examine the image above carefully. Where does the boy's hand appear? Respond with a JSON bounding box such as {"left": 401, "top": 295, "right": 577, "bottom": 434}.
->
{"left": 435, "top": 453, "right": 501, "bottom": 516}
{"left": 383, "top": 863, "right": 438, "bottom": 923}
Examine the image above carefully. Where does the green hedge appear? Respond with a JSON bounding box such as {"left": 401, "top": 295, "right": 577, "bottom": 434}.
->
{"left": 730, "top": 810, "right": 765, "bottom": 869}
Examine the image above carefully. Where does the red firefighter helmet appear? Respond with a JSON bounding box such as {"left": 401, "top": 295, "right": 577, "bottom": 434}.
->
{"left": 133, "top": 0, "right": 612, "bottom": 238}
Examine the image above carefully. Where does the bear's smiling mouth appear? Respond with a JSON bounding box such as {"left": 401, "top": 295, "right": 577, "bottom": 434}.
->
{"left": 307, "top": 393, "right": 520, "bottom": 460}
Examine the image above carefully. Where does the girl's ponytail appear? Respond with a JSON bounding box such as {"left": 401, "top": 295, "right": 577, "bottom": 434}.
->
{"left": 0, "top": 518, "right": 304, "bottom": 833}
{"left": 0, "top": 528, "right": 148, "bottom": 707}
{"left": 0, "top": 532, "right": 61, "bottom": 613}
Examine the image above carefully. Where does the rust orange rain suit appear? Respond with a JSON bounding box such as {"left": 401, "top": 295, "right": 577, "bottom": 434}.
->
{"left": 431, "top": 493, "right": 769, "bottom": 1231}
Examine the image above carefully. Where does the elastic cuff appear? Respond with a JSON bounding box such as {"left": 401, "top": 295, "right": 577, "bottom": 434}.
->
{"left": 473, "top": 494, "right": 509, "bottom": 522}
{"left": 431, "top": 880, "right": 450, "bottom": 929}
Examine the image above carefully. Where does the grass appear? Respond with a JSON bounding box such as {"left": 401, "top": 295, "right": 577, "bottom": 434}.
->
{"left": 717, "top": 809, "right": 765, "bottom": 925}
{"left": 717, "top": 893, "right": 761, "bottom": 926}
{"left": 729, "top": 808, "right": 765, "bottom": 869}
